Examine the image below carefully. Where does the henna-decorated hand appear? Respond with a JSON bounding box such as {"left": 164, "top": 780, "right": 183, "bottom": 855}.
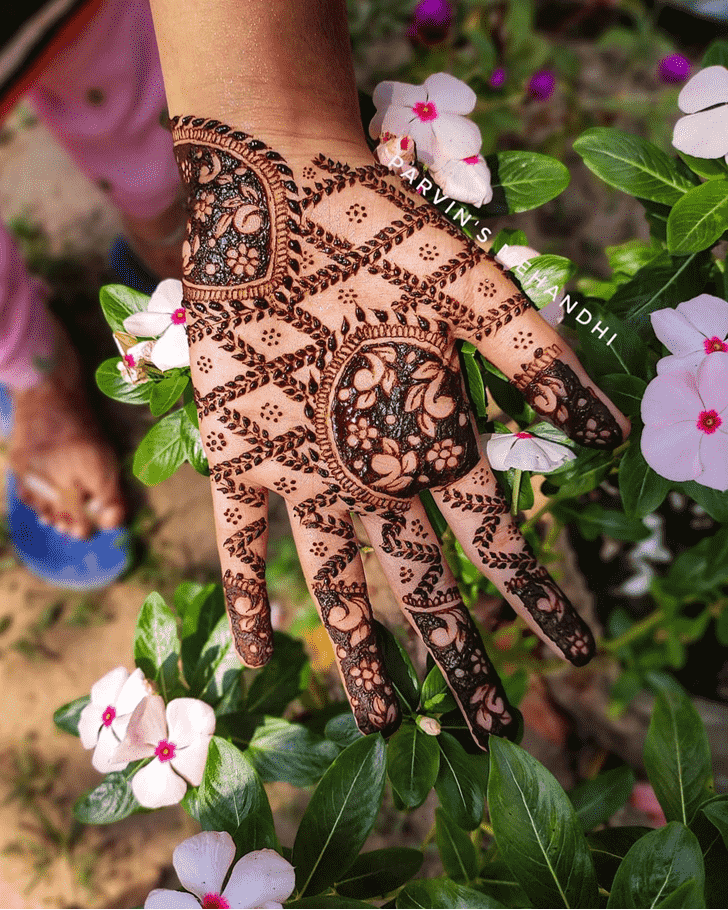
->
{"left": 172, "top": 116, "right": 630, "bottom": 750}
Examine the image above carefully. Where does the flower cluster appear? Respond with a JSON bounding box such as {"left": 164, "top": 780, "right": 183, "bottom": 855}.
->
{"left": 115, "top": 279, "right": 190, "bottom": 384}
{"left": 369, "top": 72, "right": 493, "bottom": 207}
{"left": 79, "top": 666, "right": 215, "bottom": 808}
{"left": 641, "top": 295, "right": 728, "bottom": 491}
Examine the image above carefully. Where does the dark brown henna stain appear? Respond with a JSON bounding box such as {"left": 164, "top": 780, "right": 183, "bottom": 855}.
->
{"left": 515, "top": 349, "right": 623, "bottom": 449}
{"left": 313, "top": 582, "right": 401, "bottom": 736}
{"left": 222, "top": 571, "right": 273, "bottom": 667}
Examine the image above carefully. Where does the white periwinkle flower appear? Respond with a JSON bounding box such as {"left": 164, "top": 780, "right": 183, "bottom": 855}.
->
{"left": 123, "top": 278, "right": 190, "bottom": 370}
{"left": 429, "top": 151, "right": 493, "bottom": 207}
{"left": 672, "top": 65, "right": 728, "bottom": 163}
{"left": 375, "top": 133, "right": 417, "bottom": 175}
{"left": 369, "top": 72, "right": 482, "bottom": 165}
{"left": 114, "top": 694, "right": 215, "bottom": 808}
{"left": 113, "top": 332, "right": 154, "bottom": 385}
{"left": 78, "top": 667, "right": 149, "bottom": 773}
{"left": 145, "top": 832, "right": 296, "bottom": 909}
{"left": 487, "top": 431, "right": 576, "bottom": 473}
{"left": 651, "top": 294, "right": 728, "bottom": 375}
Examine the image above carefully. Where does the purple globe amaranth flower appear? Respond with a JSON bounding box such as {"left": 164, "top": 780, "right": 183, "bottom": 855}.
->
{"left": 659, "top": 54, "right": 692, "bottom": 84}
{"left": 489, "top": 68, "right": 506, "bottom": 89}
{"left": 528, "top": 69, "right": 556, "bottom": 101}
{"left": 407, "top": 0, "right": 454, "bottom": 45}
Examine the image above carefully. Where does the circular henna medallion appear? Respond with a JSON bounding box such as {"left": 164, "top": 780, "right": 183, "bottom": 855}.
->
{"left": 318, "top": 329, "right": 478, "bottom": 503}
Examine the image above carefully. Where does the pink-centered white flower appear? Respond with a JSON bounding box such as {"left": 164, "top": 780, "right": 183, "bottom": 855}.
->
{"left": 375, "top": 133, "right": 417, "bottom": 175}
{"left": 113, "top": 332, "right": 154, "bottom": 385}
{"left": 486, "top": 431, "right": 576, "bottom": 473}
{"left": 369, "top": 72, "right": 482, "bottom": 166}
{"left": 641, "top": 352, "right": 728, "bottom": 491}
{"left": 429, "top": 151, "right": 493, "bottom": 207}
{"left": 672, "top": 65, "right": 728, "bottom": 163}
{"left": 113, "top": 694, "right": 215, "bottom": 808}
{"left": 651, "top": 294, "right": 728, "bottom": 374}
{"left": 145, "top": 832, "right": 296, "bottom": 910}
{"left": 123, "top": 278, "right": 190, "bottom": 371}
{"left": 78, "top": 667, "right": 149, "bottom": 773}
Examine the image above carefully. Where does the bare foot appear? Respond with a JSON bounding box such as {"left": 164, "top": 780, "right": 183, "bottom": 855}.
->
{"left": 7, "top": 320, "right": 126, "bottom": 539}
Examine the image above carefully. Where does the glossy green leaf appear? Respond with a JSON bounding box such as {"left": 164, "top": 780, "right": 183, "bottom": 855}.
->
{"left": 132, "top": 409, "right": 187, "bottom": 485}
{"left": 541, "top": 449, "right": 612, "bottom": 499}
{"left": 149, "top": 372, "right": 189, "bottom": 417}
{"left": 663, "top": 527, "right": 728, "bottom": 599}
{"left": 667, "top": 180, "right": 728, "bottom": 254}
{"left": 421, "top": 664, "right": 457, "bottom": 714}
{"left": 569, "top": 766, "right": 636, "bottom": 832}
{"left": 703, "top": 38, "right": 728, "bottom": 67}
{"left": 325, "top": 712, "right": 364, "bottom": 750}
{"left": 488, "top": 738, "right": 599, "bottom": 908}
{"left": 99, "top": 283, "right": 150, "bottom": 332}
{"left": 570, "top": 299, "right": 648, "bottom": 377}
{"left": 701, "top": 799, "right": 728, "bottom": 849}
{"left": 293, "top": 735, "right": 386, "bottom": 897}
{"left": 387, "top": 722, "right": 440, "bottom": 809}
{"left": 490, "top": 228, "right": 528, "bottom": 255}
{"left": 518, "top": 255, "right": 577, "bottom": 309}
{"left": 552, "top": 502, "right": 650, "bottom": 543}
{"left": 436, "top": 808, "right": 478, "bottom": 882}
{"left": 180, "top": 583, "right": 226, "bottom": 688}
{"left": 655, "top": 878, "right": 705, "bottom": 908}
{"left": 607, "top": 822, "right": 704, "bottom": 908}
{"left": 676, "top": 151, "right": 728, "bottom": 181}
{"left": 599, "top": 375, "right": 647, "bottom": 420}
{"left": 95, "top": 358, "right": 153, "bottom": 405}
{"left": 181, "top": 398, "right": 209, "bottom": 474}
{"left": 375, "top": 620, "right": 420, "bottom": 712}
{"left": 461, "top": 343, "right": 488, "bottom": 421}
{"left": 587, "top": 827, "right": 651, "bottom": 891}
{"left": 476, "top": 861, "right": 532, "bottom": 907}
{"left": 191, "top": 613, "right": 243, "bottom": 710}
{"left": 605, "top": 239, "right": 661, "bottom": 277}
{"left": 484, "top": 152, "right": 570, "bottom": 214}
{"left": 435, "top": 732, "right": 487, "bottom": 831}
{"left": 53, "top": 695, "right": 90, "bottom": 737}
{"left": 133, "top": 592, "right": 180, "bottom": 700}
{"left": 335, "top": 848, "right": 423, "bottom": 899}
{"left": 185, "top": 737, "right": 276, "bottom": 852}
{"left": 247, "top": 716, "right": 339, "bottom": 787}
{"left": 246, "top": 631, "right": 309, "bottom": 716}
{"left": 573, "top": 128, "right": 695, "bottom": 204}
{"left": 607, "top": 252, "right": 705, "bottom": 325}
{"left": 643, "top": 687, "right": 713, "bottom": 826}
{"left": 397, "top": 877, "right": 506, "bottom": 908}
{"left": 677, "top": 481, "right": 728, "bottom": 523}
{"left": 73, "top": 770, "right": 140, "bottom": 824}
{"left": 619, "top": 441, "right": 672, "bottom": 519}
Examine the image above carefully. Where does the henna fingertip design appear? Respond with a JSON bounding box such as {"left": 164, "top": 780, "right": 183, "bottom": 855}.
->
{"left": 222, "top": 571, "right": 274, "bottom": 667}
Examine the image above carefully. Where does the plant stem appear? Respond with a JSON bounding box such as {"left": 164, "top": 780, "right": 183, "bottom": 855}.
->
{"left": 602, "top": 608, "right": 665, "bottom": 652}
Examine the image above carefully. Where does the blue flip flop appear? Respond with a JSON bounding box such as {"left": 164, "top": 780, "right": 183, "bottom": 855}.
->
{"left": 0, "top": 385, "right": 131, "bottom": 589}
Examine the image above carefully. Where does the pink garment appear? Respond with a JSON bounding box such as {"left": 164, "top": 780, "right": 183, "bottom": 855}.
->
{"left": 0, "top": 0, "right": 181, "bottom": 390}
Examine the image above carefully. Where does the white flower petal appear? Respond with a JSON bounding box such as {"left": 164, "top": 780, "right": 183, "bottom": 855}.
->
{"left": 148, "top": 279, "right": 184, "bottom": 314}
{"left": 697, "top": 429, "right": 728, "bottom": 491}
{"left": 150, "top": 324, "right": 190, "bottom": 370}
{"left": 171, "top": 738, "right": 213, "bottom": 787}
{"left": 672, "top": 106, "right": 728, "bottom": 159}
{"left": 656, "top": 351, "right": 710, "bottom": 375}
{"left": 677, "top": 65, "right": 728, "bottom": 113}
{"left": 431, "top": 155, "right": 492, "bottom": 207}
{"left": 92, "top": 724, "right": 129, "bottom": 774}
{"left": 650, "top": 306, "right": 710, "bottom": 356}
{"left": 173, "top": 832, "right": 235, "bottom": 901}
{"left": 530, "top": 438, "right": 577, "bottom": 472}
{"left": 374, "top": 80, "right": 425, "bottom": 110}
{"left": 78, "top": 703, "right": 105, "bottom": 749}
{"left": 132, "top": 757, "right": 188, "bottom": 808}
{"left": 90, "top": 666, "right": 129, "bottom": 707}
{"left": 486, "top": 434, "right": 518, "bottom": 471}
{"left": 115, "top": 668, "right": 149, "bottom": 715}
{"left": 641, "top": 372, "right": 702, "bottom": 427}
{"left": 145, "top": 889, "right": 201, "bottom": 909}
{"left": 423, "top": 72, "right": 477, "bottom": 114}
{"left": 494, "top": 245, "right": 540, "bottom": 271}
{"left": 538, "top": 297, "right": 565, "bottom": 327}
{"left": 223, "top": 849, "right": 297, "bottom": 909}
{"left": 123, "top": 311, "right": 173, "bottom": 337}
{"left": 697, "top": 351, "right": 728, "bottom": 413}
{"left": 257, "top": 903, "right": 283, "bottom": 909}
{"left": 431, "top": 114, "right": 482, "bottom": 160}
{"left": 641, "top": 420, "right": 703, "bottom": 482}
{"left": 676, "top": 294, "right": 728, "bottom": 342}
{"left": 166, "top": 699, "right": 216, "bottom": 749}
{"left": 114, "top": 695, "right": 167, "bottom": 764}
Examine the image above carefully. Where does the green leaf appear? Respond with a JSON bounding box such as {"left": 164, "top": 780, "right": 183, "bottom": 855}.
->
{"left": 488, "top": 738, "right": 599, "bottom": 908}
{"left": 181, "top": 398, "right": 209, "bottom": 474}
{"left": 701, "top": 799, "right": 728, "bottom": 850}
{"left": 133, "top": 592, "right": 180, "bottom": 700}
{"left": 132, "top": 409, "right": 187, "bottom": 485}
{"left": 541, "top": 449, "right": 612, "bottom": 499}
{"left": 552, "top": 502, "right": 650, "bottom": 543}
{"left": 483, "top": 152, "right": 570, "bottom": 215}
{"left": 375, "top": 620, "right": 420, "bottom": 712}
{"left": 95, "top": 358, "right": 153, "bottom": 405}
{"left": 287, "top": 899, "right": 375, "bottom": 908}
{"left": 619, "top": 442, "right": 672, "bottom": 519}
{"left": 518, "top": 256, "right": 577, "bottom": 309}
{"left": 73, "top": 771, "right": 140, "bottom": 825}
{"left": 246, "top": 631, "right": 309, "bottom": 716}
{"left": 667, "top": 180, "right": 728, "bottom": 254}
{"left": 435, "top": 732, "right": 487, "bottom": 831}
{"left": 186, "top": 737, "right": 277, "bottom": 852}
{"left": 599, "top": 375, "right": 647, "bottom": 420}
{"left": 149, "top": 373, "right": 189, "bottom": 417}
{"left": 569, "top": 766, "right": 636, "bottom": 832}
{"left": 663, "top": 527, "right": 728, "bottom": 599}
{"left": 703, "top": 38, "right": 728, "bottom": 67}
{"left": 461, "top": 343, "right": 488, "bottom": 421}
{"left": 98, "top": 284, "right": 150, "bottom": 332}
{"left": 676, "top": 151, "right": 728, "bottom": 181}
{"left": 335, "top": 848, "right": 423, "bottom": 899}
{"left": 491, "top": 228, "right": 528, "bottom": 255}
{"left": 387, "top": 722, "right": 440, "bottom": 809}
{"left": 53, "top": 695, "right": 90, "bottom": 737}
{"left": 325, "top": 712, "right": 364, "bottom": 750}
{"left": 587, "top": 827, "right": 651, "bottom": 891}
{"left": 573, "top": 128, "right": 695, "bottom": 205}
{"left": 421, "top": 664, "right": 457, "bottom": 714}
{"left": 606, "top": 239, "right": 661, "bottom": 278}
{"left": 655, "top": 878, "right": 705, "bottom": 908}
{"left": 570, "top": 299, "right": 649, "bottom": 377}
{"left": 436, "top": 808, "right": 478, "bottom": 882}
{"left": 396, "top": 877, "right": 506, "bottom": 908}
{"left": 607, "top": 252, "right": 705, "bottom": 325}
{"left": 192, "top": 613, "right": 243, "bottom": 710}
{"left": 180, "top": 583, "right": 226, "bottom": 687}
{"left": 607, "top": 822, "right": 704, "bottom": 909}
{"left": 643, "top": 687, "right": 713, "bottom": 826}
{"left": 677, "top": 481, "right": 728, "bottom": 523}
{"left": 247, "top": 717, "right": 339, "bottom": 787}
{"left": 293, "top": 735, "right": 386, "bottom": 897}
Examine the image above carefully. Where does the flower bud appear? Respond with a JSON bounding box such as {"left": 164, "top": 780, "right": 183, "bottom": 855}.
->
{"left": 407, "top": 0, "right": 454, "bottom": 46}
{"left": 658, "top": 54, "right": 691, "bottom": 84}
{"left": 489, "top": 68, "right": 506, "bottom": 89}
{"left": 528, "top": 69, "right": 556, "bottom": 101}
{"left": 416, "top": 715, "right": 442, "bottom": 736}
{"left": 376, "top": 135, "right": 417, "bottom": 175}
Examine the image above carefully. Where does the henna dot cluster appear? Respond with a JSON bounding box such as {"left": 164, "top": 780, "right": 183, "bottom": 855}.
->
{"left": 261, "top": 402, "right": 283, "bottom": 422}
{"left": 274, "top": 477, "right": 298, "bottom": 496}
{"left": 223, "top": 506, "right": 242, "bottom": 527}
{"left": 302, "top": 165, "right": 317, "bottom": 180}
{"left": 205, "top": 431, "right": 227, "bottom": 452}
{"left": 346, "top": 203, "right": 367, "bottom": 224}
{"left": 418, "top": 242, "right": 438, "bottom": 262}
{"left": 399, "top": 566, "right": 414, "bottom": 584}
{"left": 196, "top": 354, "right": 214, "bottom": 374}
{"left": 513, "top": 330, "right": 534, "bottom": 352}
{"left": 261, "top": 327, "right": 282, "bottom": 347}
{"left": 338, "top": 288, "right": 358, "bottom": 305}
{"left": 477, "top": 279, "right": 497, "bottom": 299}
{"left": 311, "top": 541, "right": 328, "bottom": 558}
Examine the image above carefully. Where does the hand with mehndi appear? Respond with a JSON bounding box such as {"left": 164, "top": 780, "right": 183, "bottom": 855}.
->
{"left": 172, "top": 115, "right": 630, "bottom": 750}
